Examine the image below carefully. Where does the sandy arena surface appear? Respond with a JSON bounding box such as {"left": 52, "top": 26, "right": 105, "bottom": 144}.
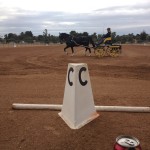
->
{"left": 0, "top": 44, "right": 150, "bottom": 150}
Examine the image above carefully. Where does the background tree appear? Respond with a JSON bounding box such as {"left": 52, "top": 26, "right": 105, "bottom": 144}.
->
{"left": 25, "top": 31, "right": 33, "bottom": 43}
{"left": 4, "top": 33, "right": 18, "bottom": 43}
{"left": 0, "top": 35, "right": 4, "bottom": 43}
{"left": 91, "top": 32, "right": 97, "bottom": 42}
{"left": 49, "top": 35, "right": 59, "bottom": 43}
{"left": 70, "top": 31, "right": 78, "bottom": 36}
{"left": 140, "top": 31, "right": 147, "bottom": 42}
{"left": 37, "top": 35, "right": 44, "bottom": 43}
{"left": 111, "top": 32, "right": 117, "bottom": 43}
{"left": 82, "top": 32, "right": 89, "bottom": 36}
{"left": 43, "top": 29, "right": 49, "bottom": 44}
{"left": 1, "top": 30, "right": 150, "bottom": 44}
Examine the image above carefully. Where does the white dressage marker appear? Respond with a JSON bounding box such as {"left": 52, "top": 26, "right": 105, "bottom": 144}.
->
{"left": 58, "top": 63, "right": 99, "bottom": 129}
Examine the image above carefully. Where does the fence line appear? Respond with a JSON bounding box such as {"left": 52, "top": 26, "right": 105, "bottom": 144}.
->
{"left": 0, "top": 43, "right": 150, "bottom": 48}
{"left": 0, "top": 43, "right": 60, "bottom": 48}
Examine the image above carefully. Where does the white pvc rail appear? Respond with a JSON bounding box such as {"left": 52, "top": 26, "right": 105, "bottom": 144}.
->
{"left": 12, "top": 103, "right": 150, "bottom": 113}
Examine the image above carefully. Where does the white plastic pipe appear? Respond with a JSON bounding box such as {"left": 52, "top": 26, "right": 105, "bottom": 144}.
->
{"left": 95, "top": 106, "right": 150, "bottom": 113}
{"left": 12, "top": 103, "right": 62, "bottom": 111}
{"left": 12, "top": 103, "right": 150, "bottom": 113}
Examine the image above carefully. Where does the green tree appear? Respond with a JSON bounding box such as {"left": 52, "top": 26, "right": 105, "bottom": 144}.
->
{"left": 91, "top": 32, "right": 97, "bottom": 42}
{"left": 19, "top": 32, "right": 25, "bottom": 41}
{"left": 37, "top": 35, "right": 44, "bottom": 43}
{"left": 0, "top": 35, "right": 4, "bottom": 43}
{"left": 43, "top": 29, "right": 49, "bottom": 43}
{"left": 49, "top": 35, "right": 59, "bottom": 43}
{"left": 128, "top": 33, "right": 135, "bottom": 43}
{"left": 18, "top": 31, "right": 33, "bottom": 43}
{"left": 147, "top": 34, "right": 150, "bottom": 42}
{"left": 82, "top": 32, "right": 89, "bottom": 36}
{"left": 4, "top": 33, "right": 18, "bottom": 43}
{"left": 140, "top": 31, "right": 147, "bottom": 42}
{"left": 25, "top": 31, "right": 33, "bottom": 37}
{"left": 70, "top": 31, "right": 78, "bottom": 36}
{"left": 111, "top": 32, "right": 116, "bottom": 43}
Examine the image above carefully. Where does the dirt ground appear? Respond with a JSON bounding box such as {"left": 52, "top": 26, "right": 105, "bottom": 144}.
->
{"left": 0, "top": 44, "right": 150, "bottom": 150}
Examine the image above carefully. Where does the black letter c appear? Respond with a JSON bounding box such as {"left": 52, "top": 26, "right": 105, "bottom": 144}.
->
{"left": 79, "top": 67, "right": 88, "bottom": 86}
{"left": 68, "top": 67, "right": 74, "bottom": 86}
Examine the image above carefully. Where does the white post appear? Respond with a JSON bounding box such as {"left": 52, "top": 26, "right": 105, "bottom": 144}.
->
{"left": 58, "top": 63, "right": 99, "bottom": 129}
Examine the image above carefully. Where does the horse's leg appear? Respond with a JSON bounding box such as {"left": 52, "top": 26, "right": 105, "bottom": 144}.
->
{"left": 85, "top": 47, "right": 91, "bottom": 56}
{"left": 85, "top": 47, "right": 88, "bottom": 56}
{"left": 88, "top": 48, "right": 91, "bottom": 56}
{"left": 71, "top": 47, "right": 75, "bottom": 56}
{"left": 64, "top": 45, "right": 69, "bottom": 55}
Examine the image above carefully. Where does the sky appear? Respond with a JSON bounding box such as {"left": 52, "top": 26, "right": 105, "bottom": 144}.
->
{"left": 0, "top": 0, "right": 150, "bottom": 36}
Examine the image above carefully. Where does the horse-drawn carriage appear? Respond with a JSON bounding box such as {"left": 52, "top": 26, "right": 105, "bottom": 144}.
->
{"left": 59, "top": 33, "right": 122, "bottom": 57}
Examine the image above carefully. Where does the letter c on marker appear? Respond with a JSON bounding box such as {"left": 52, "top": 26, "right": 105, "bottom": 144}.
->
{"left": 68, "top": 67, "right": 74, "bottom": 86}
{"left": 79, "top": 67, "right": 88, "bottom": 86}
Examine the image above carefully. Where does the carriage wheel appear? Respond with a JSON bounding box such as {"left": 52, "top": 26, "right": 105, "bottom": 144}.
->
{"left": 95, "top": 48, "right": 105, "bottom": 57}
{"left": 109, "top": 48, "right": 119, "bottom": 57}
{"left": 105, "top": 47, "right": 112, "bottom": 56}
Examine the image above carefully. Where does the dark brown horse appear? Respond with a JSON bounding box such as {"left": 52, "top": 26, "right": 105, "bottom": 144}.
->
{"left": 59, "top": 33, "right": 95, "bottom": 56}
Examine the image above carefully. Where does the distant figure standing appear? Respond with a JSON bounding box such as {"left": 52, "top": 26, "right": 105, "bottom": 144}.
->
{"left": 96, "top": 28, "right": 112, "bottom": 46}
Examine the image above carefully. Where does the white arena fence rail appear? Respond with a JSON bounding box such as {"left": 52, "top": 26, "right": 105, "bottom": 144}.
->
{"left": 0, "top": 43, "right": 60, "bottom": 48}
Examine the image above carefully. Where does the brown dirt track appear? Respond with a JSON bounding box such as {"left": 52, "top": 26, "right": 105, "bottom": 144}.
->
{"left": 0, "top": 44, "right": 150, "bottom": 150}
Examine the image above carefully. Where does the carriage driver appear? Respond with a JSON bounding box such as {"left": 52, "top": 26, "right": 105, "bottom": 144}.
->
{"left": 96, "top": 27, "right": 112, "bottom": 46}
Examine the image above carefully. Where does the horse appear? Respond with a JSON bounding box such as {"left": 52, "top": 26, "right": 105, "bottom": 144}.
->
{"left": 59, "top": 33, "right": 95, "bottom": 56}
